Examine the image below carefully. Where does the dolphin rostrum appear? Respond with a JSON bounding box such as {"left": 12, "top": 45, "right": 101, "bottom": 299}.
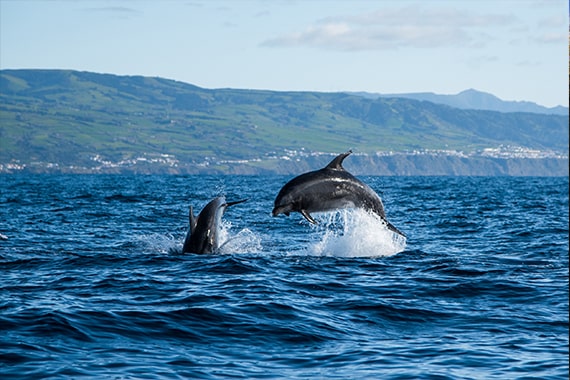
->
{"left": 272, "top": 150, "right": 405, "bottom": 237}
{"left": 182, "top": 196, "right": 247, "bottom": 254}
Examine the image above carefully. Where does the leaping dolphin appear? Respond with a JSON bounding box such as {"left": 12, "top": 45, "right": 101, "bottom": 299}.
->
{"left": 182, "top": 197, "right": 247, "bottom": 254}
{"left": 272, "top": 150, "right": 405, "bottom": 237}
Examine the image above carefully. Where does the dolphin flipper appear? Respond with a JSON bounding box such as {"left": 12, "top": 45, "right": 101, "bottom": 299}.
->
{"left": 301, "top": 209, "right": 318, "bottom": 224}
{"left": 384, "top": 219, "right": 406, "bottom": 238}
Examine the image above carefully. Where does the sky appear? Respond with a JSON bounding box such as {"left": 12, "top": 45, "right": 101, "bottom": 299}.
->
{"left": 1, "top": 0, "right": 568, "bottom": 108}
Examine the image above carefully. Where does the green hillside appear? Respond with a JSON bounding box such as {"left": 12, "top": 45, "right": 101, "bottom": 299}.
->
{"left": 0, "top": 69, "right": 568, "bottom": 173}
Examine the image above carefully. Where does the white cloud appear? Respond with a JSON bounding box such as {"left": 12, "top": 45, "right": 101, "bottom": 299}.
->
{"left": 537, "top": 14, "right": 567, "bottom": 28}
{"left": 80, "top": 6, "right": 142, "bottom": 19}
{"left": 463, "top": 54, "right": 500, "bottom": 69}
{"left": 81, "top": 6, "right": 141, "bottom": 15}
{"left": 260, "top": 6, "right": 517, "bottom": 51}
{"left": 534, "top": 32, "right": 567, "bottom": 44}
{"left": 515, "top": 60, "right": 541, "bottom": 67}
{"left": 323, "top": 6, "right": 514, "bottom": 28}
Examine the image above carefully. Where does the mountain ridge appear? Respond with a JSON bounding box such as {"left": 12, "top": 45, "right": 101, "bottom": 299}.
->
{"left": 347, "top": 88, "right": 568, "bottom": 115}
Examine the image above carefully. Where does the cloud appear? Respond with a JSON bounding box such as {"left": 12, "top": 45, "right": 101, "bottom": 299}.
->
{"left": 534, "top": 32, "right": 567, "bottom": 44}
{"left": 223, "top": 21, "right": 238, "bottom": 28}
{"left": 254, "top": 10, "right": 271, "bottom": 18}
{"left": 323, "top": 6, "right": 514, "bottom": 28}
{"left": 463, "top": 54, "right": 499, "bottom": 69}
{"left": 262, "top": 23, "right": 469, "bottom": 50}
{"left": 515, "top": 60, "right": 541, "bottom": 67}
{"left": 80, "top": 6, "right": 142, "bottom": 18}
{"left": 537, "top": 14, "right": 567, "bottom": 28}
{"left": 260, "top": 6, "right": 516, "bottom": 51}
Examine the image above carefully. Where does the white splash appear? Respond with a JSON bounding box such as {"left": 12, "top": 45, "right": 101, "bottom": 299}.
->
{"left": 306, "top": 209, "right": 407, "bottom": 258}
{"left": 136, "top": 233, "right": 180, "bottom": 254}
{"left": 217, "top": 220, "right": 263, "bottom": 254}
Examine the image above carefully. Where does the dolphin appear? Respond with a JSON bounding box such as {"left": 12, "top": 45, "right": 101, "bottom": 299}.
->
{"left": 182, "top": 196, "right": 247, "bottom": 254}
{"left": 272, "top": 150, "right": 405, "bottom": 237}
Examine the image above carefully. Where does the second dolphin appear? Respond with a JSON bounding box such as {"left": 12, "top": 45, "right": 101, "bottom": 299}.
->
{"left": 183, "top": 197, "right": 247, "bottom": 254}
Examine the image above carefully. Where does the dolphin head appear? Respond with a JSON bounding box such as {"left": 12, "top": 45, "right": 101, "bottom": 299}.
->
{"left": 272, "top": 187, "right": 299, "bottom": 217}
{"left": 272, "top": 203, "right": 293, "bottom": 217}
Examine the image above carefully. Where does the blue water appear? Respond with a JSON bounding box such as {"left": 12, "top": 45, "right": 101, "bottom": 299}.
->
{"left": 1, "top": 175, "right": 568, "bottom": 379}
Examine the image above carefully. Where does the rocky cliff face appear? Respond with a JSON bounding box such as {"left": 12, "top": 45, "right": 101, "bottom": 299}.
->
{"left": 219, "top": 155, "right": 569, "bottom": 177}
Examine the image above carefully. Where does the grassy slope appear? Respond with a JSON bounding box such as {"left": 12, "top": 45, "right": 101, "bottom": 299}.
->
{"left": 1, "top": 69, "right": 568, "bottom": 167}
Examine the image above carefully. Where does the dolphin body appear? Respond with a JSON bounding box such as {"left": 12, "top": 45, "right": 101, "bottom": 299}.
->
{"left": 272, "top": 151, "right": 405, "bottom": 237}
{"left": 182, "top": 197, "right": 247, "bottom": 254}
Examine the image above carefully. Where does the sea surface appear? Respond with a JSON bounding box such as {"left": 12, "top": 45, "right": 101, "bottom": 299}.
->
{"left": 0, "top": 174, "right": 568, "bottom": 379}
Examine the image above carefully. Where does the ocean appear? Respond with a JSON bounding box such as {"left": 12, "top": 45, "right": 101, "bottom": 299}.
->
{"left": 1, "top": 174, "right": 568, "bottom": 379}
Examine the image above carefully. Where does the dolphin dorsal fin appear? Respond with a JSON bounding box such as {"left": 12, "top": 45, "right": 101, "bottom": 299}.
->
{"left": 189, "top": 205, "right": 197, "bottom": 234}
{"left": 325, "top": 150, "right": 352, "bottom": 170}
